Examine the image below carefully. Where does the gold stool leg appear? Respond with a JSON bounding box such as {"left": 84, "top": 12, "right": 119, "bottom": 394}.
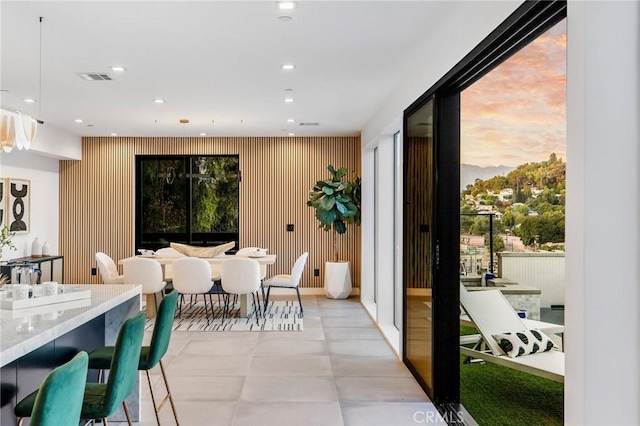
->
{"left": 159, "top": 360, "right": 180, "bottom": 425}
{"left": 122, "top": 401, "right": 132, "bottom": 426}
{"left": 146, "top": 370, "right": 162, "bottom": 425}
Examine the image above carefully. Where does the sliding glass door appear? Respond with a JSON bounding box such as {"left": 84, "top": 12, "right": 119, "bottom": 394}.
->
{"left": 403, "top": 98, "right": 435, "bottom": 393}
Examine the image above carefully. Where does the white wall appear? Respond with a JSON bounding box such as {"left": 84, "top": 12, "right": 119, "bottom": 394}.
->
{"left": 360, "top": 1, "right": 521, "bottom": 355}
{"left": 1, "top": 149, "right": 61, "bottom": 261}
{"left": 0, "top": 123, "right": 78, "bottom": 262}
{"left": 361, "top": 1, "right": 521, "bottom": 147}
{"left": 30, "top": 123, "right": 82, "bottom": 160}
{"left": 566, "top": 1, "right": 640, "bottom": 424}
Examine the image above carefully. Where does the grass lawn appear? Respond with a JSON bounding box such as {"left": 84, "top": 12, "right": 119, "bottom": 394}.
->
{"left": 460, "top": 325, "right": 564, "bottom": 426}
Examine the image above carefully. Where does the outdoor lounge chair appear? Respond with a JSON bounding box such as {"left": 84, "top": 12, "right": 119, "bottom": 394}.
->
{"left": 459, "top": 283, "right": 565, "bottom": 383}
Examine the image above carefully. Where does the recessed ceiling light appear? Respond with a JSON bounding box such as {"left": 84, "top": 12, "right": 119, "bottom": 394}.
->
{"left": 281, "top": 64, "right": 295, "bottom": 70}
{"left": 288, "top": 133, "right": 295, "bottom": 136}
{"left": 287, "top": 119, "right": 295, "bottom": 123}
{"left": 110, "top": 66, "right": 126, "bottom": 72}
{"left": 278, "top": 1, "right": 297, "bottom": 10}
{"left": 153, "top": 98, "right": 165, "bottom": 104}
{"left": 200, "top": 133, "right": 207, "bottom": 136}
{"left": 284, "top": 98, "right": 294, "bottom": 103}
{"left": 110, "top": 133, "right": 118, "bottom": 136}
{"left": 74, "top": 119, "right": 83, "bottom": 123}
{"left": 278, "top": 15, "right": 292, "bottom": 22}
{"left": 23, "top": 98, "right": 37, "bottom": 103}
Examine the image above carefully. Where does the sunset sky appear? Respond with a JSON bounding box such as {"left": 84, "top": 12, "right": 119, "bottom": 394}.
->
{"left": 461, "top": 19, "right": 566, "bottom": 168}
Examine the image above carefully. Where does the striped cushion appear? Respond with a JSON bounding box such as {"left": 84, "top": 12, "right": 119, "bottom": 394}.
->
{"left": 492, "top": 329, "right": 556, "bottom": 358}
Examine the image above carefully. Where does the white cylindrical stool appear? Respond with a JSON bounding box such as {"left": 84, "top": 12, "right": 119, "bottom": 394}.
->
{"left": 324, "top": 261, "right": 352, "bottom": 299}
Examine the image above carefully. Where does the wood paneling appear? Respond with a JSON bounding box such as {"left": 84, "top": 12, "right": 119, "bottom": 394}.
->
{"left": 405, "top": 136, "right": 433, "bottom": 289}
{"left": 60, "top": 136, "right": 361, "bottom": 289}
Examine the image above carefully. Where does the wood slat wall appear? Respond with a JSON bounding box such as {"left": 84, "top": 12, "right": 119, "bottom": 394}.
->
{"left": 405, "top": 137, "right": 433, "bottom": 289}
{"left": 59, "top": 136, "right": 361, "bottom": 288}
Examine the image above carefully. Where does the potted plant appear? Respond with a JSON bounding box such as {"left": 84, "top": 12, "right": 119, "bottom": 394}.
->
{"left": 307, "top": 165, "right": 361, "bottom": 298}
{"left": 0, "top": 225, "right": 16, "bottom": 260}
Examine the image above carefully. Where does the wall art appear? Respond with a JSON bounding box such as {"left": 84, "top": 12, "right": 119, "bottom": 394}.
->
{"left": 7, "top": 178, "right": 30, "bottom": 234}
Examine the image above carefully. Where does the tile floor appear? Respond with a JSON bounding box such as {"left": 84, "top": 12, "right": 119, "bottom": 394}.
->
{"left": 116, "top": 296, "right": 444, "bottom": 426}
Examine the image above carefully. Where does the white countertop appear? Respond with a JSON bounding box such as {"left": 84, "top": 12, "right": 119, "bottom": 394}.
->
{"left": 0, "top": 284, "right": 141, "bottom": 367}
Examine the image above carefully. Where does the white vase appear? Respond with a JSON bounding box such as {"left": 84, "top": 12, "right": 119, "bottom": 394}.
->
{"left": 42, "top": 241, "right": 51, "bottom": 256}
{"left": 324, "top": 261, "right": 352, "bottom": 299}
{"left": 31, "top": 237, "right": 42, "bottom": 258}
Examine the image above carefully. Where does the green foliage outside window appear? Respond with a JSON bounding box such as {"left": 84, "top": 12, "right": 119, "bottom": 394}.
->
{"left": 191, "top": 157, "right": 239, "bottom": 233}
{"left": 138, "top": 156, "right": 239, "bottom": 247}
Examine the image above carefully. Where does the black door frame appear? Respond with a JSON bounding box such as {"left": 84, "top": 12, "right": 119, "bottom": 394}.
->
{"left": 402, "top": 0, "right": 567, "bottom": 405}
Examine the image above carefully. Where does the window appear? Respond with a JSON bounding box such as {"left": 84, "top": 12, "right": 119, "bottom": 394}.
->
{"left": 135, "top": 155, "right": 240, "bottom": 249}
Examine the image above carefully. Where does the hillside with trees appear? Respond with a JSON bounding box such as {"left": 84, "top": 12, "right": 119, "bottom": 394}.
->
{"left": 461, "top": 153, "right": 565, "bottom": 249}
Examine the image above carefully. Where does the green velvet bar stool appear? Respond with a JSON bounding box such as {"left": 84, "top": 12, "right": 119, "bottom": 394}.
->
{"left": 16, "top": 311, "right": 146, "bottom": 426}
{"left": 88, "top": 290, "right": 180, "bottom": 425}
{"left": 15, "top": 351, "right": 89, "bottom": 426}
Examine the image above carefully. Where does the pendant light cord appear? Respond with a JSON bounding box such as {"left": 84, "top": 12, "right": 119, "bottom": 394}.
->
{"left": 39, "top": 16, "right": 43, "bottom": 119}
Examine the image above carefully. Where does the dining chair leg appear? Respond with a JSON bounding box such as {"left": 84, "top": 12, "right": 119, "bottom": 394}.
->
{"left": 260, "top": 281, "right": 267, "bottom": 312}
{"left": 251, "top": 293, "right": 260, "bottom": 324}
{"left": 221, "top": 293, "right": 228, "bottom": 321}
{"left": 159, "top": 360, "right": 180, "bottom": 425}
{"left": 208, "top": 294, "right": 216, "bottom": 320}
{"left": 265, "top": 286, "right": 272, "bottom": 309}
{"left": 295, "top": 287, "right": 304, "bottom": 316}
{"left": 203, "top": 293, "right": 211, "bottom": 323}
{"left": 123, "top": 400, "right": 133, "bottom": 426}
{"left": 153, "top": 292, "right": 159, "bottom": 315}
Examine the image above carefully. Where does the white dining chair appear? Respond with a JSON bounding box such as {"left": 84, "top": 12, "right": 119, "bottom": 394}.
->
{"left": 235, "top": 246, "right": 268, "bottom": 309}
{"left": 95, "top": 252, "right": 124, "bottom": 284}
{"left": 264, "top": 252, "right": 308, "bottom": 316}
{"left": 220, "top": 258, "right": 262, "bottom": 324}
{"left": 235, "top": 247, "right": 268, "bottom": 279}
{"left": 154, "top": 247, "right": 186, "bottom": 282}
{"left": 122, "top": 257, "right": 167, "bottom": 314}
{"left": 171, "top": 257, "right": 215, "bottom": 322}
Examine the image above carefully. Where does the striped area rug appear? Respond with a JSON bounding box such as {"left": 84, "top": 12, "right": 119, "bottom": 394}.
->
{"left": 146, "top": 300, "right": 303, "bottom": 331}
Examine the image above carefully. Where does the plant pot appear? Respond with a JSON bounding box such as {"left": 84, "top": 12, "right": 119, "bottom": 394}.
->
{"left": 324, "top": 261, "right": 352, "bottom": 299}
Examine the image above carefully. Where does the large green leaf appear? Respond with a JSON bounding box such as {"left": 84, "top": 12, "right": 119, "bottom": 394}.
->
{"left": 320, "top": 196, "right": 335, "bottom": 211}
{"left": 319, "top": 209, "right": 338, "bottom": 227}
{"left": 335, "top": 194, "right": 351, "bottom": 203}
{"left": 335, "top": 200, "right": 348, "bottom": 215}
{"left": 308, "top": 191, "right": 323, "bottom": 202}
{"left": 322, "top": 186, "right": 335, "bottom": 195}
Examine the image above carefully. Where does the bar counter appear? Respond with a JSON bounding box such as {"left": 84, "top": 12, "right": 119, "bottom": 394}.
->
{"left": 0, "top": 284, "right": 142, "bottom": 425}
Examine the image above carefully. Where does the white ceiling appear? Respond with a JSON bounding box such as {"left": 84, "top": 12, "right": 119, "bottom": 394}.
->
{"left": 1, "top": 1, "right": 442, "bottom": 138}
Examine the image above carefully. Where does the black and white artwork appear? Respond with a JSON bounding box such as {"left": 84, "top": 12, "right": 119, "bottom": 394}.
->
{"left": 8, "top": 178, "right": 30, "bottom": 233}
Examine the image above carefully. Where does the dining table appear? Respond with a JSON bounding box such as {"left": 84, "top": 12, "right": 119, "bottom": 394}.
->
{"left": 118, "top": 254, "right": 277, "bottom": 317}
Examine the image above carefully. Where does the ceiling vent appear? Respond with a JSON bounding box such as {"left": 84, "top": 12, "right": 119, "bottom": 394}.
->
{"left": 77, "top": 73, "right": 114, "bottom": 81}
{"left": 299, "top": 122, "right": 319, "bottom": 126}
